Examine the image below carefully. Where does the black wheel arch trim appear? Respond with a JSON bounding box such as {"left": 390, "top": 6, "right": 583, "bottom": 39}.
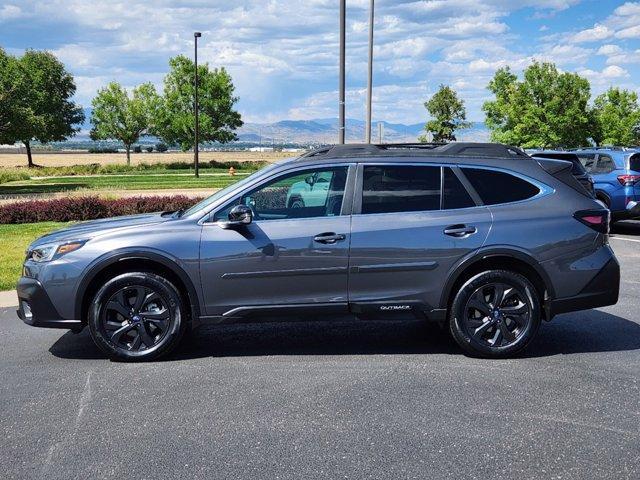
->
{"left": 439, "top": 246, "right": 555, "bottom": 309}
{"left": 74, "top": 248, "right": 202, "bottom": 322}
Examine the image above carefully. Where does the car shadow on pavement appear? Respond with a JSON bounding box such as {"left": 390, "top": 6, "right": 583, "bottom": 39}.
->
{"left": 611, "top": 220, "right": 640, "bottom": 236}
{"left": 49, "top": 309, "right": 640, "bottom": 361}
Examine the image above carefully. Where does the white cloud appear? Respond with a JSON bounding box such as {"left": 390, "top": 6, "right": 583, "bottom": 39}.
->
{"left": 597, "top": 44, "right": 623, "bottom": 56}
{"left": 578, "top": 65, "right": 629, "bottom": 84}
{"left": 615, "top": 25, "right": 640, "bottom": 38}
{"left": 0, "top": 4, "right": 21, "bottom": 20}
{"left": 570, "top": 24, "right": 613, "bottom": 43}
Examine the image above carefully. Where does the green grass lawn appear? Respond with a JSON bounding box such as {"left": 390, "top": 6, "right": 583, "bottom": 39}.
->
{"left": 0, "top": 222, "right": 70, "bottom": 290}
{"left": 0, "top": 172, "right": 248, "bottom": 195}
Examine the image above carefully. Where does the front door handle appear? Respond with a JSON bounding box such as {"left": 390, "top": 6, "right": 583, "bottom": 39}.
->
{"left": 444, "top": 224, "right": 477, "bottom": 237}
{"left": 314, "top": 232, "right": 346, "bottom": 244}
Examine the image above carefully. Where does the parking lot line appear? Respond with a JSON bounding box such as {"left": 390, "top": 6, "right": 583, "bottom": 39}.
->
{"left": 611, "top": 236, "right": 640, "bottom": 243}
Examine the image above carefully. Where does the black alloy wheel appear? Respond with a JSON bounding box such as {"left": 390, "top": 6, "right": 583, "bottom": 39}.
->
{"left": 102, "top": 286, "right": 171, "bottom": 352}
{"left": 449, "top": 270, "right": 541, "bottom": 358}
{"left": 463, "top": 282, "right": 530, "bottom": 348}
{"left": 88, "top": 272, "right": 186, "bottom": 361}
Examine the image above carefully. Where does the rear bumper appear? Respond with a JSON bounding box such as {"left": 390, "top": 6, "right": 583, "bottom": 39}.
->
{"left": 17, "top": 277, "right": 82, "bottom": 330}
{"left": 547, "top": 257, "right": 620, "bottom": 318}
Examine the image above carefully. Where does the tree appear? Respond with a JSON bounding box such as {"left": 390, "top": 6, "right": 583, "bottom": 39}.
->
{"left": 0, "top": 50, "right": 84, "bottom": 167}
{"left": 419, "top": 84, "right": 470, "bottom": 143}
{"left": 591, "top": 87, "right": 640, "bottom": 146}
{"left": 153, "top": 55, "right": 243, "bottom": 151}
{"left": 0, "top": 49, "right": 23, "bottom": 138}
{"left": 482, "top": 62, "right": 592, "bottom": 149}
{"left": 90, "top": 82, "right": 160, "bottom": 164}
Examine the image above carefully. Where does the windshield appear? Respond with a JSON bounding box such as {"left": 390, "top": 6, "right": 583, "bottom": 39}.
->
{"left": 180, "top": 162, "right": 283, "bottom": 218}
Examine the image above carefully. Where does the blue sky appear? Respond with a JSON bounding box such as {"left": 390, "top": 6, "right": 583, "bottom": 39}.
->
{"left": 1, "top": 0, "right": 640, "bottom": 124}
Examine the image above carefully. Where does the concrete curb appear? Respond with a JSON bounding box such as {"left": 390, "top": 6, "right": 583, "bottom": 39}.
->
{"left": 0, "top": 291, "right": 17, "bottom": 308}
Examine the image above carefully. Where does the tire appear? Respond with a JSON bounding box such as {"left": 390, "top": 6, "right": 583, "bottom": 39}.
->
{"left": 288, "top": 196, "right": 305, "bottom": 209}
{"left": 449, "top": 270, "right": 541, "bottom": 358}
{"left": 88, "top": 272, "right": 186, "bottom": 361}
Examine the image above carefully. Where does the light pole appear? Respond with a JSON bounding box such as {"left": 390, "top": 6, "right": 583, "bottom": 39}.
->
{"left": 194, "top": 31, "right": 202, "bottom": 178}
{"left": 338, "top": 0, "right": 346, "bottom": 144}
{"left": 365, "top": 0, "right": 374, "bottom": 144}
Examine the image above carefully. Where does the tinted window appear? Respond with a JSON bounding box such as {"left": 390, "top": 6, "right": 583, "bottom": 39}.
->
{"left": 443, "top": 167, "right": 475, "bottom": 209}
{"left": 593, "top": 155, "right": 615, "bottom": 174}
{"left": 630, "top": 154, "right": 640, "bottom": 173}
{"left": 214, "top": 166, "right": 348, "bottom": 221}
{"left": 577, "top": 153, "right": 596, "bottom": 172}
{"left": 362, "top": 165, "right": 440, "bottom": 214}
{"left": 463, "top": 168, "right": 540, "bottom": 205}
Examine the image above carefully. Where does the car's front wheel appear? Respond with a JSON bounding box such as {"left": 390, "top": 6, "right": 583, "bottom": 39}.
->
{"left": 449, "top": 270, "right": 541, "bottom": 358}
{"left": 88, "top": 272, "right": 186, "bottom": 361}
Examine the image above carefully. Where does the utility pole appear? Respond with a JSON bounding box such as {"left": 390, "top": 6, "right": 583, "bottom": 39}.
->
{"left": 365, "top": 0, "right": 374, "bottom": 144}
{"left": 378, "top": 122, "right": 383, "bottom": 144}
{"left": 338, "top": 0, "right": 346, "bottom": 144}
{"left": 194, "top": 31, "right": 202, "bottom": 178}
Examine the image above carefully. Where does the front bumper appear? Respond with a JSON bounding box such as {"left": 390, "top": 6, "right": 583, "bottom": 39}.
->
{"left": 17, "top": 277, "right": 82, "bottom": 330}
{"left": 547, "top": 257, "right": 620, "bottom": 319}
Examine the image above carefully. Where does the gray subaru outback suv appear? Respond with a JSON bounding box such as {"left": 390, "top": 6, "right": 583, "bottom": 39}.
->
{"left": 18, "top": 143, "right": 620, "bottom": 361}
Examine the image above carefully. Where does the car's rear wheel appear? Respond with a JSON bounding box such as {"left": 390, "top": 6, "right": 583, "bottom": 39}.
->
{"left": 449, "top": 270, "right": 541, "bottom": 358}
{"left": 88, "top": 272, "right": 186, "bottom": 361}
{"left": 288, "top": 196, "right": 305, "bottom": 209}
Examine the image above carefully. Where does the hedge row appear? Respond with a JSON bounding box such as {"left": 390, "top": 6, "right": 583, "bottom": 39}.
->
{"left": 0, "top": 195, "right": 204, "bottom": 224}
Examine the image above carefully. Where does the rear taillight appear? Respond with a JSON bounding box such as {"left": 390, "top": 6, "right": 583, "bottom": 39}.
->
{"left": 574, "top": 209, "right": 609, "bottom": 234}
{"left": 617, "top": 174, "right": 640, "bottom": 186}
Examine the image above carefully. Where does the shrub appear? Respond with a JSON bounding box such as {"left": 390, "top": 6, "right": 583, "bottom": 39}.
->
{"left": 156, "top": 143, "right": 168, "bottom": 152}
{"left": 0, "top": 195, "right": 204, "bottom": 224}
{"left": 146, "top": 146, "right": 153, "bottom": 153}
{"left": 0, "top": 169, "right": 32, "bottom": 184}
{"left": 133, "top": 145, "right": 142, "bottom": 154}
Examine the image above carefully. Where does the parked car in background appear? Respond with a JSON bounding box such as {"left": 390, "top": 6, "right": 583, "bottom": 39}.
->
{"left": 573, "top": 148, "right": 640, "bottom": 220}
{"left": 18, "top": 143, "right": 619, "bottom": 361}
{"left": 530, "top": 151, "right": 594, "bottom": 196}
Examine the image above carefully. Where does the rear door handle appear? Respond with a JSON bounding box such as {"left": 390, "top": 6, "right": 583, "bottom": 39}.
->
{"left": 444, "top": 224, "right": 477, "bottom": 237}
{"left": 314, "top": 232, "right": 346, "bottom": 244}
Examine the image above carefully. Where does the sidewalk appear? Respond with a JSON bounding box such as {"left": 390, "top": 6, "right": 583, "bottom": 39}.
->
{"left": 0, "top": 291, "right": 17, "bottom": 308}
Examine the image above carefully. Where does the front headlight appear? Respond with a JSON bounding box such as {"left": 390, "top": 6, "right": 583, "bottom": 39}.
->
{"left": 28, "top": 241, "right": 86, "bottom": 263}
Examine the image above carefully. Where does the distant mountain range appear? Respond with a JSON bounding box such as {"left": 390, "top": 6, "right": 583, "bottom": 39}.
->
{"left": 236, "top": 118, "right": 490, "bottom": 144}
{"left": 78, "top": 108, "right": 490, "bottom": 145}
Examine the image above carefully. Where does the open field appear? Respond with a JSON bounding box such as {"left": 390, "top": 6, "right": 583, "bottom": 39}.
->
{"left": 0, "top": 150, "right": 298, "bottom": 168}
{"left": 0, "top": 222, "right": 70, "bottom": 290}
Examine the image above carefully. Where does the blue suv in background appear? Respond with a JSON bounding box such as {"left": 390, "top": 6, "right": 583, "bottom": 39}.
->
{"left": 573, "top": 148, "right": 640, "bottom": 220}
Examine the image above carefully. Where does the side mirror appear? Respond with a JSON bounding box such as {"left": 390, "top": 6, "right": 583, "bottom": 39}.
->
{"left": 217, "top": 204, "right": 253, "bottom": 229}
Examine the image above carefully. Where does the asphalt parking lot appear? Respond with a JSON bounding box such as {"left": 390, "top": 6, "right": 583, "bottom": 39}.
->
{"left": 1, "top": 223, "right": 639, "bottom": 480}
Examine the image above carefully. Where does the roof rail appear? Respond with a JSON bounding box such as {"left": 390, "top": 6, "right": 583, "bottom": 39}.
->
{"left": 300, "top": 142, "right": 530, "bottom": 160}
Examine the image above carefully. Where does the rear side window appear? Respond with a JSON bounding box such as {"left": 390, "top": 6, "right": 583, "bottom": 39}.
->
{"left": 443, "top": 167, "right": 475, "bottom": 209}
{"left": 629, "top": 154, "right": 640, "bottom": 173}
{"left": 577, "top": 153, "right": 596, "bottom": 172}
{"left": 593, "top": 155, "right": 616, "bottom": 174}
{"left": 462, "top": 168, "right": 540, "bottom": 205}
{"left": 362, "top": 165, "right": 440, "bottom": 214}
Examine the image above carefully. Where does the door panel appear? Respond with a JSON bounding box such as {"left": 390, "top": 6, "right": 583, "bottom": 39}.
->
{"left": 199, "top": 164, "right": 353, "bottom": 317}
{"left": 348, "top": 208, "right": 492, "bottom": 310}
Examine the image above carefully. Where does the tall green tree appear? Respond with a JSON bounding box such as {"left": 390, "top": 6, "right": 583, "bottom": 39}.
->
{"left": 482, "top": 62, "right": 592, "bottom": 148}
{"left": 419, "top": 84, "right": 470, "bottom": 143}
{"left": 0, "top": 48, "right": 22, "bottom": 138}
{"left": 0, "top": 50, "right": 84, "bottom": 167}
{"left": 591, "top": 87, "right": 640, "bottom": 146}
{"left": 90, "top": 82, "right": 160, "bottom": 164}
{"left": 153, "top": 55, "right": 243, "bottom": 151}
